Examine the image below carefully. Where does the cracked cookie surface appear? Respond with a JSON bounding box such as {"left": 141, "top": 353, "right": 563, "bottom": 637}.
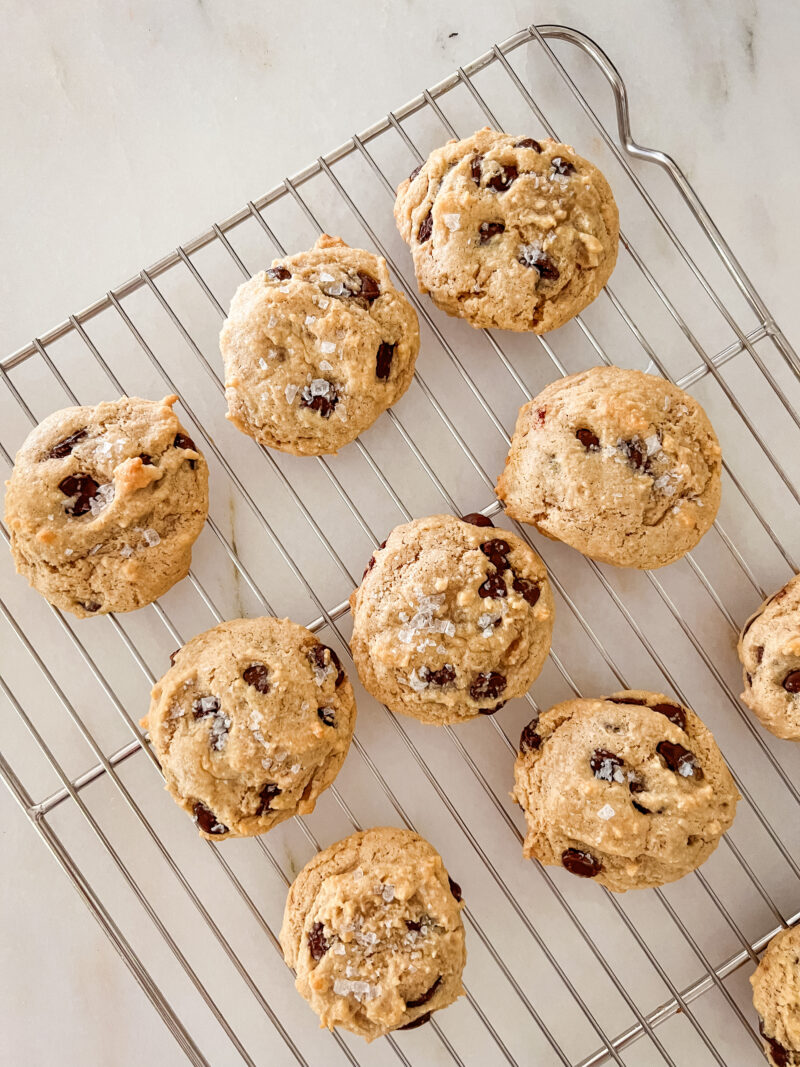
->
{"left": 143, "top": 616, "right": 356, "bottom": 840}
{"left": 221, "top": 234, "right": 419, "bottom": 455}
{"left": 496, "top": 366, "right": 722, "bottom": 568}
{"left": 280, "top": 827, "right": 466, "bottom": 1040}
{"left": 751, "top": 925, "right": 800, "bottom": 1067}
{"left": 393, "top": 127, "right": 619, "bottom": 332}
{"left": 738, "top": 573, "right": 800, "bottom": 740}
{"left": 4, "top": 394, "right": 208, "bottom": 617}
{"left": 512, "top": 690, "right": 739, "bottom": 891}
{"left": 349, "top": 513, "right": 554, "bottom": 725}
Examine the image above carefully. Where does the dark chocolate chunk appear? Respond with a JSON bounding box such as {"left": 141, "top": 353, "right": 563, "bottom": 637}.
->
{"left": 520, "top": 722, "right": 541, "bottom": 752}
{"left": 470, "top": 672, "right": 506, "bottom": 702}
{"left": 406, "top": 975, "right": 441, "bottom": 1009}
{"left": 478, "top": 221, "right": 505, "bottom": 243}
{"left": 307, "top": 921, "right": 329, "bottom": 961}
{"left": 562, "top": 848, "right": 602, "bottom": 878}
{"left": 478, "top": 574, "right": 507, "bottom": 599}
{"left": 651, "top": 702, "right": 687, "bottom": 731}
{"left": 551, "top": 156, "right": 576, "bottom": 176}
{"left": 193, "top": 801, "right": 228, "bottom": 835}
{"left": 266, "top": 265, "right": 291, "bottom": 281}
{"left": 515, "top": 137, "right": 543, "bottom": 152}
{"left": 58, "top": 474, "right": 99, "bottom": 516}
{"left": 47, "top": 429, "right": 87, "bottom": 459}
{"left": 257, "top": 782, "right": 281, "bottom": 815}
{"left": 317, "top": 706, "right": 336, "bottom": 727}
{"left": 657, "top": 740, "right": 704, "bottom": 780}
{"left": 576, "top": 428, "right": 600, "bottom": 451}
{"left": 243, "top": 663, "right": 270, "bottom": 694}
{"left": 461, "top": 512, "right": 494, "bottom": 527}
{"left": 418, "top": 210, "right": 433, "bottom": 243}
{"left": 512, "top": 576, "right": 540, "bottom": 606}
{"left": 376, "top": 342, "right": 395, "bottom": 380}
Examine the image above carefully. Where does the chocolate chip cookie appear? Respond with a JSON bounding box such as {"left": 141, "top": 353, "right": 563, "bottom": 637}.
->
{"left": 512, "top": 691, "right": 739, "bottom": 891}
{"left": 751, "top": 924, "right": 800, "bottom": 1066}
{"left": 142, "top": 617, "right": 356, "bottom": 840}
{"left": 220, "top": 234, "right": 420, "bottom": 456}
{"left": 394, "top": 127, "right": 619, "bottom": 332}
{"left": 280, "top": 826, "right": 466, "bottom": 1040}
{"left": 738, "top": 573, "right": 800, "bottom": 741}
{"left": 349, "top": 513, "right": 554, "bottom": 725}
{"left": 4, "top": 395, "right": 208, "bottom": 618}
{"left": 496, "top": 366, "right": 722, "bottom": 569}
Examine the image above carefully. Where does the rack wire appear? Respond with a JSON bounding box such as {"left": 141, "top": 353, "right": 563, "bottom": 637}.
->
{"left": 2, "top": 23, "right": 799, "bottom": 1066}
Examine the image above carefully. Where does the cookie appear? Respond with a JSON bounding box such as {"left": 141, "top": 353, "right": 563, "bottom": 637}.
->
{"left": 512, "top": 690, "right": 739, "bottom": 891}
{"left": 279, "top": 827, "right": 466, "bottom": 1040}
{"left": 738, "top": 573, "right": 800, "bottom": 741}
{"left": 393, "top": 127, "right": 619, "bottom": 333}
{"left": 142, "top": 617, "right": 356, "bottom": 840}
{"left": 349, "top": 513, "right": 554, "bottom": 725}
{"left": 751, "top": 925, "right": 800, "bottom": 1067}
{"left": 4, "top": 395, "right": 208, "bottom": 618}
{"left": 220, "top": 234, "right": 420, "bottom": 456}
{"left": 496, "top": 366, "right": 722, "bottom": 569}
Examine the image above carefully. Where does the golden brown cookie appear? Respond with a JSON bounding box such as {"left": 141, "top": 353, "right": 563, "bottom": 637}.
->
{"left": 512, "top": 690, "right": 739, "bottom": 891}
{"left": 751, "top": 925, "right": 800, "bottom": 1066}
{"left": 738, "top": 574, "right": 800, "bottom": 741}
{"left": 394, "top": 127, "right": 619, "bottom": 332}
{"left": 4, "top": 395, "right": 208, "bottom": 617}
{"left": 220, "top": 234, "right": 419, "bottom": 455}
{"left": 280, "top": 827, "right": 466, "bottom": 1040}
{"left": 143, "top": 617, "right": 356, "bottom": 840}
{"left": 349, "top": 513, "right": 554, "bottom": 725}
{"left": 496, "top": 366, "right": 722, "bottom": 568}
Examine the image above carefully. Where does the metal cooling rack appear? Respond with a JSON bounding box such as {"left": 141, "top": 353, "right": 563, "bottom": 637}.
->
{"left": 2, "top": 23, "right": 799, "bottom": 1067}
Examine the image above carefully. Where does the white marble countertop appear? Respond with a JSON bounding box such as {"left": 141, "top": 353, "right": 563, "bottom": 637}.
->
{"left": 2, "top": 2, "right": 799, "bottom": 1064}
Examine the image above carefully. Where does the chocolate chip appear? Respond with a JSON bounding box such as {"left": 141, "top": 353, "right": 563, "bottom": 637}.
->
{"left": 307, "top": 921, "right": 329, "bottom": 961}
{"left": 512, "top": 576, "right": 540, "bottom": 607}
{"left": 657, "top": 740, "right": 704, "bottom": 780}
{"left": 266, "top": 265, "right": 291, "bottom": 281}
{"left": 783, "top": 671, "right": 800, "bottom": 693}
{"left": 755, "top": 645, "right": 764, "bottom": 664}
{"left": 447, "top": 876, "right": 462, "bottom": 902}
{"left": 461, "top": 512, "right": 494, "bottom": 527}
{"left": 356, "top": 271, "right": 380, "bottom": 304}
{"left": 470, "top": 155, "right": 483, "bottom": 182}
{"left": 632, "top": 801, "right": 651, "bottom": 815}
{"left": 192, "top": 696, "right": 220, "bottom": 719}
{"left": 606, "top": 696, "right": 641, "bottom": 705}
{"left": 307, "top": 644, "right": 345, "bottom": 687}
{"left": 376, "top": 342, "right": 395, "bottom": 380}
{"left": 520, "top": 722, "right": 541, "bottom": 752}
{"left": 48, "top": 429, "right": 87, "bottom": 459}
{"left": 590, "top": 749, "right": 624, "bottom": 782}
{"left": 576, "top": 428, "right": 600, "bottom": 451}
{"left": 479, "top": 701, "right": 506, "bottom": 715}
{"left": 561, "top": 848, "right": 602, "bottom": 878}
{"left": 257, "top": 782, "right": 281, "bottom": 815}
{"left": 518, "top": 246, "right": 560, "bottom": 279}
{"left": 139, "top": 453, "right": 153, "bottom": 465}
{"left": 536, "top": 407, "right": 547, "bottom": 425}
{"left": 398, "top": 1011, "right": 433, "bottom": 1031}
{"left": 300, "top": 380, "right": 339, "bottom": 418}
{"left": 363, "top": 538, "right": 387, "bottom": 578}
{"left": 173, "top": 432, "right": 198, "bottom": 468}
{"left": 418, "top": 210, "right": 433, "bottom": 243}
{"left": 618, "top": 437, "right": 646, "bottom": 470}
{"left": 317, "top": 706, "right": 336, "bottom": 727}
{"left": 421, "top": 665, "right": 456, "bottom": 687}
{"left": 243, "top": 663, "right": 270, "bottom": 694}
{"left": 79, "top": 600, "right": 101, "bottom": 613}
{"left": 551, "top": 156, "right": 576, "bottom": 176}
{"left": 480, "top": 538, "right": 511, "bottom": 571}
{"left": 486, "top": 164, "right": 518, "bottom": 191}
{"left": 470, "top": 672, "right": 506, "bottom": 702}
{"left": 740, "top": 612, "right": 760, "bottom": 640}
{"left": 479, "top": 574, "right": 507, "bottom": 599}
{"left": 478, "top": 221, "right": 505, "bottom": 243}
{"left": 408, "top": 163, "right": 423, "bottom": 182}
{"left": 651, "top": 702, "right": 687, "bottom": 731}
{"left": 407, "top": 975, "right": 441, "bottom": 1009}
{"left": 759, "top": 1019, "right": 791, "bottom": 1067}
{"left": 193, "top": 801, "right": 228, "bottom": 835}
{"left": 515, "top": 137, "right": 543, "bottom": 152}
{"left": 58, "top": 474, "right": 99, "bottom": 516}
{"left": 169, "top": 648, "right": 180, "bottom": 665}
{"left": 745, "top": 672, "right": 752, "bottom": 686}
{"left": 628, "top": 772, "right": 646, "bottom": 794}
{"left": 406, "top": 918, "right": 424, "bottom": 932}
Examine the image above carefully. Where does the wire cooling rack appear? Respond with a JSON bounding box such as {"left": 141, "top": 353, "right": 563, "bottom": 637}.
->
{"left": 2, "top": 23, "right": 800, "bottom": 1067}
